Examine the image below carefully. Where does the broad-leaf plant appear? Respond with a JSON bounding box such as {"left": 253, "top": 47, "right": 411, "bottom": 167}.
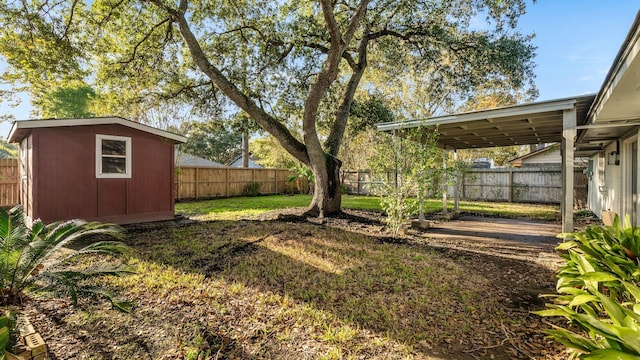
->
{"left": 535, "top": 214, "right": 640, "bottom": 359}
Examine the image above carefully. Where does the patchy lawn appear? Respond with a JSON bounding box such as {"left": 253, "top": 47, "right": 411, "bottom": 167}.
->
{"left": 25, "top": 208, "right": 566, "bottom": 359}
{"left": 176, "top": 194, "right": 560, "bottom": 221}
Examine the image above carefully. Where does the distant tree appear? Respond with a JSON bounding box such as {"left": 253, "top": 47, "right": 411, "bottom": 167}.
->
{"left": 250, "top": 136, "right": 298, "bottom": 169}
{"left": 178, "top": 120, "right": 242, "bottom": 165}
{"left": 339, "top": 93, "right": 395, "bottom": 170}
{"left": 0, "top": 139, "right": 17, "bottom": 158}
{"left": 32, "top": 84, "right": 96, "bottom": 118}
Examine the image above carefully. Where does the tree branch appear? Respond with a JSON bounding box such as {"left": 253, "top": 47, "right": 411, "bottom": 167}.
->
{"left": 325, "top": 30, "right": 369, "bottom": 155}
{"left": 118, "top": 18, "right": 171, "bottom": 65}
{"left": 149, "top": 0, "right": 309, "bottom": 165}
{"left": 303, "top": 42, "right": 358, "bottom": 70}
{"left": 63, "top": 0, "right": 80, "bottom": 40}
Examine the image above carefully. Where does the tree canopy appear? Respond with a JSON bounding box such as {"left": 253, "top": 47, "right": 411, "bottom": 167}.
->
{"left": 0, "top": 0, "right": 537, "bottom": 215}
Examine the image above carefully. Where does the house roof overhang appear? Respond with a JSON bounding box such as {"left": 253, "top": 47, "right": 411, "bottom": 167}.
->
{"left": 7, "top": 116, "right": 187, "bottom": 144}
{"left": 376, "top": 95, "right": 595, "bottom": 150}
{"left": 576, "top": 11, "right": 640, "bottom": 156}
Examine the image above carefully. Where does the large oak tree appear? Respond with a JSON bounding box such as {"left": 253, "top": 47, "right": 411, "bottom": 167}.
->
{"left": 0, "top": 0, "right": 536, "bottom": 216}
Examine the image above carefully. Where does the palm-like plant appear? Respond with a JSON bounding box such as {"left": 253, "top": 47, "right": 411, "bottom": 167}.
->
{"left": 0, "top": 205, "right": 133, "bottom": 311}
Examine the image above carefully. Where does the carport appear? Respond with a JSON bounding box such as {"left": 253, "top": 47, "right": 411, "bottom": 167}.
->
{"left": 376, "top": 95, "right": 595, "bottom": 233}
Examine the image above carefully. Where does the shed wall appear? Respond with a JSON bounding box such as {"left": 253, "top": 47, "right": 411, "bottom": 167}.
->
{"left": 29, "top": 124, "right": 175, "bottom": 224}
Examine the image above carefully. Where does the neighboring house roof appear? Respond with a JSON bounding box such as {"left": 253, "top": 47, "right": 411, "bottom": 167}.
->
{"left": 509, "top": 145, "right": 560, "bottom": 167}
{"left": 228, "top": 155, "right": 263, "bottom": 168}
{"left": 175, "top": 150, "right": 225, "bottom": 168}
{"left": 7, "top": 116, "right": 186, "bottom": 143}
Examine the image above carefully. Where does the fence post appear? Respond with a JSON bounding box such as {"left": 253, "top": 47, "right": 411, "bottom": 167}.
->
{"left": 462, "top": 172, "right": 466, "bottom": 199}
{"left": 252, "top": 168, "right": 256, "bottom": 192}
{"left": 225, "top": 168, "right": 229, "bottom": 197}
{"left": 176, "top": 168, "right": 181, "bottom": 201}
{"left": 508, "top": 169, "right": 513, "bottom": 202}
{"left": 357, "top": 170, "right": 361, "bottom": 195}
{"left": 195, "top": 167, "right": 199, "bottom": 200}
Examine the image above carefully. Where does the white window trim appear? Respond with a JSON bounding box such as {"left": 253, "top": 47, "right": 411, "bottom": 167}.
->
{"left": 96, "top": 134, "right": 132, "bottom": 178}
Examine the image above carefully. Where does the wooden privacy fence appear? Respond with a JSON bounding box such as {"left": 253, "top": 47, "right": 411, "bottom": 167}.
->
{"left": 0, "top": 159, "right": 18, "bottom": 207}
{"left": 341, "top": 167, "right": 588, "bottom": 205}
{"left": 461, "top": 168, "right": 588, "bottom": 205}
{"left": 175, "top": 167, "right": 297, "bottom": 200}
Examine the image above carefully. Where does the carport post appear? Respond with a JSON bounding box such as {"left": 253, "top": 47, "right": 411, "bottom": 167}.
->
{"left": 562, "top": 108, "right": 576, "bottom": 233}
{"left": 453, "top": 150, "right": 459, "bottom": 212}
{"left": 442, "top": 150, "right": 448, "bottom": 213}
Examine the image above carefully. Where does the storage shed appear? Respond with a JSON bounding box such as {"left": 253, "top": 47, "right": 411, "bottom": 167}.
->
{"left": 8, "top": 117, "right": 186, "bottom": 225}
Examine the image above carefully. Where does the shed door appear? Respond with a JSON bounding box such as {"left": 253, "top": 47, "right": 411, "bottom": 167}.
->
{"left": 97, "top": 179, "right": 128, "bottom": 217}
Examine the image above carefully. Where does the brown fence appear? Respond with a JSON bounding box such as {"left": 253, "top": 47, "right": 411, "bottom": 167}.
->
{"left": 460, "top": 168, "right": 588, "bottom": 206}
{"left": 0, "top": 159, "right": 18, "bottom": 207}
{"left": 341, "top": 167, "right": 588, "bottom": 206}
{"left": 175, "top": 167, "right": 297, "bottom": 200}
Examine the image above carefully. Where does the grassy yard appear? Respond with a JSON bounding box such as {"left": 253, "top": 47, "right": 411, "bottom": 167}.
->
{"left": 34, "top": 218, "right": 563, "bottom": 359}
{"left": 29, "top": 196, "right": 565, "bottom": 359}
{"left": 176, "top": 194, "right": 560, "bottom": 221}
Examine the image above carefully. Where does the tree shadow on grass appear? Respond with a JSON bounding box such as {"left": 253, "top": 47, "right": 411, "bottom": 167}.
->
{"left": 117, "top": 218, "right": 563, "bottom": 360}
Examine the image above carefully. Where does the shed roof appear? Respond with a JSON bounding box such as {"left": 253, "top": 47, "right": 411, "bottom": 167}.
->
{"left": 8, "top": 117, "right": 186, "bottom": 144}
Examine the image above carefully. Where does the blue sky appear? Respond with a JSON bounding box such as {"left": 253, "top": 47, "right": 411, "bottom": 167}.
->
{"left": 517, "top": 0, "right": 639, "bottom": 100}
{"left": 0, "top": 1, "right": 638, "bottom": 136}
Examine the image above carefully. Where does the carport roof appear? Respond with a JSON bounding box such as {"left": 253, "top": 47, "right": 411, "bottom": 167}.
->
{"left": 376, "top": 95, "right": 595, "bottom": 150}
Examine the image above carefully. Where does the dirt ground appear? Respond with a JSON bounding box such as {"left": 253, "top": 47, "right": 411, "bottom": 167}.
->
{"left": 22, "top": 209, "right": 580, "bottom": 359}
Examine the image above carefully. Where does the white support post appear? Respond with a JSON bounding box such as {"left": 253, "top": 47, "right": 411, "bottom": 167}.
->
{"left": 562, "top": 108, "right": 577, "bottom": 233}
{"left": 442, "top": 150, "right": 448, "bottom": 213}
{"left": 453, "top": 150, "right": 459, "bottom": 212}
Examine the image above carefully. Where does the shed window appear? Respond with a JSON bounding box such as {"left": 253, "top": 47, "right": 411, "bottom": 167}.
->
{"left": 96, "top": 135, "right": 132, "bottom": 178}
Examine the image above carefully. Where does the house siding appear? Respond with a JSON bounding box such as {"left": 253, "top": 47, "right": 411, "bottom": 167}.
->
{"left": 588, "top": 136, "right": 639, "bottom": 221}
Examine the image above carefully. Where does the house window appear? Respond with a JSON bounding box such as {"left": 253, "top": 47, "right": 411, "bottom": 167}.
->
{"left": 96, "top": 134, "right": 132, "bottom": 178}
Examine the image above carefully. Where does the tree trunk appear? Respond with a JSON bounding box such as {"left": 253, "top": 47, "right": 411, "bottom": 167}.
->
{"left": 306, "top": 155, "right": 342, "bottom": 217}
{"left": 242, "top": 129, "right": 249, "bottom": 168}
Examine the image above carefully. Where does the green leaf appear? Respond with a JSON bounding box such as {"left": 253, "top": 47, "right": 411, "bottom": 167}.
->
{"left": 597, "top": 291, "right": 627, "bottom": 327}
{"left": 623, "top": 282, "right": 640, "bottom": 303}
{"left": 585, "top": 349, "right": 640, "bottom": 360}
{"left": 569, "top": 294, "right": 600, "bottom": 307}
{"left": 0, "top": 325, "right": 8, "bottom": 352}
{"left": 580, "top": 272, "right": 620, "bottom": 283}
{"left": 557, "top": 240, "right": 578, "bottom": 250}
{"left": 544, "top": 326, "right": 598, "bottom": 353}
{"left": 533, "top": 308, "right": 569, "bottom": 317}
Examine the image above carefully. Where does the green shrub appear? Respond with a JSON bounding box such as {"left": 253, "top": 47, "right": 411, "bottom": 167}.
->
{"left": 242, "top": 181, "right": 261, "bottom": 196}
{"left": 535, "top": 214, "right": 640, "bottom": 359}
{"left": 0, "top": 205, "right": 134, "bottom": 311}
{"left": 0, "top": 314, "right": 9, "bottom": 358}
